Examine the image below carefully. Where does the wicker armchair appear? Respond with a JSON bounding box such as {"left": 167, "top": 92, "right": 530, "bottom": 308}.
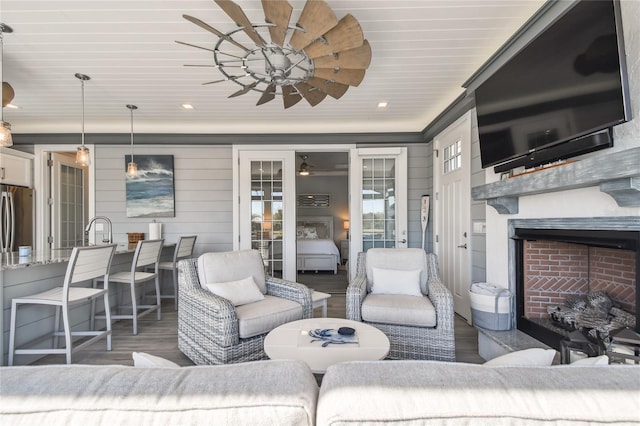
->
{"left": 177, "top": 250, "right": 313, "bottom": 365}
{"left": 346, "top": 249, "right": 455, "bottom": 361}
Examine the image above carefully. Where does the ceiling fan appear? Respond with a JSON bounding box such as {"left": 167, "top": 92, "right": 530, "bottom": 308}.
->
{"left": 177, "top": 0, "right": 371, "bottom": 108}
{"left": 298, "top": 155, "right": 313, "bottom": 176}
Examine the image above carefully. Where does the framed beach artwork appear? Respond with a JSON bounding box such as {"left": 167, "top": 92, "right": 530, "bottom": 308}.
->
{"left": 125, "top": 155, "right": 175, "bottom": 218}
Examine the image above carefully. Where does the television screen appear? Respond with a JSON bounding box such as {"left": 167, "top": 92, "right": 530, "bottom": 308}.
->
{"left": 475, "top": 0, "right": 630, "bottom": 171}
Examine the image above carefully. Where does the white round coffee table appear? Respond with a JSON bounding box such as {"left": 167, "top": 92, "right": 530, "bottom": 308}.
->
{"left": 264, "top": 318, "right": 390, "bottom": 373}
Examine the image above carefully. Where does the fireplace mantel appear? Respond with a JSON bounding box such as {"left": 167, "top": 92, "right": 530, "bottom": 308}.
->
{"left": 472, "top": 147, "right": 640, "bottom": 214}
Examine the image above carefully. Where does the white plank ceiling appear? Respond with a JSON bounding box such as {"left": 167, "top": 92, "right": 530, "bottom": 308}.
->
{"left": 1, "top": 0, "right": 545, "bottom": 135}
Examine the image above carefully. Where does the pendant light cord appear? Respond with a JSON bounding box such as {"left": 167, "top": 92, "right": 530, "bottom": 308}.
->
{"left": 129, "top": 105, "right": 135, "bottom": 162}
{"left": 81, "top": 78, "right": 85, "bottom": 147}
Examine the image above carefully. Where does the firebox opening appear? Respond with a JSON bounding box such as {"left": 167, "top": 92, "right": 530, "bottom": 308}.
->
{"left": 514, "top": 228, "right": 639, "bottom": 351}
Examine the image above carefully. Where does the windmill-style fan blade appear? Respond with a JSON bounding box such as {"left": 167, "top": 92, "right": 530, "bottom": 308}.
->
{"left": 306, "top": 77, "right": 349, "bottom": 99}
{"left": 175, "top": 40, "right": 217, "bottom": 53}
{"left": 2, "top": 82, "right": 15, "bottom": 107}
{"left": 182, "top": 14, "right": 250, "bottom": 52}
{"left": 202, "top": 76, "right": 243, "bottom": 85}
{"left": 289, "top": 0, "right": 338, "bottom": 52}
{"left": 215, "top": 0, "right": 266, "bottom": 47}
{"left": 256, "top": 84, "right": 276, "bottom": 105}
{"left": 303, "top": 15, "right": 364, "bottom": 59}
{"left": 313, "top": 40, "right": 372, "bottom": 70}
{"left": 313, "top": 68, "right": 366, "bottom": 86}
{"left": 228, "top": 81, "right": 259, "bottom": 98}
{"left": 282, "top": 85, "right": 303, "bottom": 109}
{"left": 261, "top": 0, "right": 292, "bottom": 47}
{"left": 296, "top": 82, "right": 327, "bottom": 107}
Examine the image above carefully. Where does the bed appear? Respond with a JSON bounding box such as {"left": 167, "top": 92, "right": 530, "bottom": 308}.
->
{"left": 297, "top": 216, "right": 340, "bottom": 274}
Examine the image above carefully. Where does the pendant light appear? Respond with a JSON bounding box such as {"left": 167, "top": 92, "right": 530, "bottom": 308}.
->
{"left": 126, "top": 104, "right": 138, "bottom": 178}
{"left": 74, "top": 73, "right": 91, "bottom": 166}
{"left": 0, "top": 24, "right": 13, "bottom": 147}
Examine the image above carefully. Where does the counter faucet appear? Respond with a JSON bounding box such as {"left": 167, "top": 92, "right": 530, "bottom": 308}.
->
{"left": 85, "top": 216, "right": 113, "bottom": 245}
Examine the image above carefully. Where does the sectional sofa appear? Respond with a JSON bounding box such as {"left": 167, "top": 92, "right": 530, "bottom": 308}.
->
{"left": 1, "top": 358, "right": 639, "bottom": 425}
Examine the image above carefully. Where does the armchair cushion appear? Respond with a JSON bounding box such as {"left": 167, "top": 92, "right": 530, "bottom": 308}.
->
{"left": 361, "top": 294, "right": 437, "bottom": 327}
{"left": 205, "top": 276, "right": 265, "bottom": 306}
{"left": 236, "top": 295, "right": 303, "bottom": 339}
{"left": 366, "top": 249, "right": 429, "bottom": 295}
{"left": 197, "top": 250, "right": 267, "bottom": 293}
{"left": 371, "top": 267, "right": 422, "bottom": 296}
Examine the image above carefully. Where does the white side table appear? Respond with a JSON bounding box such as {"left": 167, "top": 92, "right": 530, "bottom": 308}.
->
{"left": 311, "top": 290, "right": 331, "bottom": 317}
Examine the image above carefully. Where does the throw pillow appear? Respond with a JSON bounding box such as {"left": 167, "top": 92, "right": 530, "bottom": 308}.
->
{"left": 205, "top": 275, "right": 265, "bottom": 306}
{"left": 132, "top": 352, "right": 180, "bottom": 368}
{"left": 569, "top": 354, "right": 609, "bottom": 366}
{"left": 302, "top": 227, "right": 319, "bottom": 239}
{"left": 370, "top": 267, "right": 423, "bottom": 297}
{"left": 483, "top": 348, "right": 557, "bottom": 366}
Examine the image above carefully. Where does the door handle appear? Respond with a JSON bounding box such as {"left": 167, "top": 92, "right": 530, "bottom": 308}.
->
{"left": 397, "top": 239, "right": 407, "bottom": 244}
{"left": 457, "top": 243, "right": 468, "bottom": 249}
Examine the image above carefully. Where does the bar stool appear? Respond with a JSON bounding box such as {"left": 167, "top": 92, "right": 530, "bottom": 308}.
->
{"left": 8, "top": 244, "right": 117, "bottom": 365}
{"left": 95, "top": 239, "right": 164, "bottom": 335}
{"left": 157, "top": 235, "right": 197, "bottom": 310}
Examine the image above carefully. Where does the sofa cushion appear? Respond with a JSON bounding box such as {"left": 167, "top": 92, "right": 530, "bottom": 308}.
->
{"left": 235, "top": 295, "right": 303, "bottom": 338}
{"left": 371, "top": 267, "right": 422, "bottom": 296}
{"left": 317, "top": 360, "right": 640, "bottom": 425}
{"left": 205, "top": 276, "right": 265, "bottom": 306}
{"left": 132, "top": 352, "right": 180, "bottom": 368}
{"left": 0, "top": 360, "right": 318, "bottom": 426}
{"left": 483, "top": 348, "right": 556, "bottom": 366}
{"left": 361, "top": 294, "right": 436, "bottom": 327}
{"left": 365, "top": 248, "right": 428, "bottom": 295}
{"left": 197, "top": 250, "right": 267, "bottom": 294}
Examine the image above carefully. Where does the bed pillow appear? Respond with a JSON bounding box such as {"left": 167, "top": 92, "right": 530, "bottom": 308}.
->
{"left": 205, "top": 276, "right": 265, "bottom": 306}
{"left": 484, "top": 348, "right": 556, "bottom": 366}
{"left": 132, "top": 352, "right": 180, "bottom": 368}
{"left": 296, "top": 226, "right": 304, "bottom": 239}
{"left": 370, "top": 267, "right": 423, "bottom": 297}
{"left": 302, "top": 227, "right": 319, "bottom": 239}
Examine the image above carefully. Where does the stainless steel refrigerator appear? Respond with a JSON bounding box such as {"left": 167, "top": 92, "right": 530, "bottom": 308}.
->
{"left": 1, "top": 184, "right": 35, "bottom": 253}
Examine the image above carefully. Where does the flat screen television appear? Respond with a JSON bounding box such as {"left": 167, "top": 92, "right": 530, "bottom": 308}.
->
{"left": 475, "top": 0, "right": 631, "bottom": 173}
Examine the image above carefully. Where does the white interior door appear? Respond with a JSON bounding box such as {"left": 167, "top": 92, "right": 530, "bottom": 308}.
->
{"left": 50, "top": 152, "right": 87, "bottom": 249}
{"left": 434, "top": 111, "right": 472, "bottom": 322}
{"left": 349, "top": 147, "right": 408, "bottom": 279}
{"left": 236, "top": 150, "right": 296, "bottom": 281}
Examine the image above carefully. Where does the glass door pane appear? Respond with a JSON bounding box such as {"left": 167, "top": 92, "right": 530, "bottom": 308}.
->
{"left": 250, "top": 160, "right": 284, "bottom": 278}
{"left": 362, "top": 157, "right": 397, "bottom": 251}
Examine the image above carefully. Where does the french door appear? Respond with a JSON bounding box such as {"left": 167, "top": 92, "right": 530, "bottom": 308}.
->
{"left": 349, "top": 147, "right": 408, "bottom": 279}
{"left": 236, "top": 150, "right": 297, "bottom": 280}
{"left": 50, "top": 152, "right": 87, "bottom": 249}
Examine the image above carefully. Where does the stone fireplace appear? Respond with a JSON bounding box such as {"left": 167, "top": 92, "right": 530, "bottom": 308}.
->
{"left": 512, "top": 224, "right": 639, "bottom": 350}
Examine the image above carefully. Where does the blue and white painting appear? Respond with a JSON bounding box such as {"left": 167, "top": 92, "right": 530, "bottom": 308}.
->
{"left": 125, "top": 155, "right": 175, "bottom": 218}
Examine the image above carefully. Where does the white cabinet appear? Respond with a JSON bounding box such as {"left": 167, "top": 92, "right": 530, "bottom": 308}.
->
{"left": 0, "top": 148, "right": 34, "bottom": 187}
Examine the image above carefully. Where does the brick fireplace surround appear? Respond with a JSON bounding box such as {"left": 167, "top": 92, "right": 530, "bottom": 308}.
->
{"left": 524, "top": 241, "right": 636, "bottom": 317}
{"left": 512, "top": 225, "right": 639, "bottom": 350}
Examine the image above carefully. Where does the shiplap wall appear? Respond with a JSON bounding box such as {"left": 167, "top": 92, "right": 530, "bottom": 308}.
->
{"left": 94, "top": 143, "right": 434, "bottom": 254}
{"left": 94, "top": 145, "right": 233, "bottom": 257}
{"left": 406, "top": 143, "right": 433, "bottom": 251}
{"left": 469, "top": 109, "right": 487, "bottom": 283}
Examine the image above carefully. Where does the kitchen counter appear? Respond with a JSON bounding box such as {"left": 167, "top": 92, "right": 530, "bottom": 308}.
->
{"left": 1, "top": 244, "right": 140, "bottom": 271}
{"left": 1, "top": 243, "right": 175, "bottom": 365}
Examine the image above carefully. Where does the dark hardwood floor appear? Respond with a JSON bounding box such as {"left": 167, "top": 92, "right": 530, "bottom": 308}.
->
{"left": 32, "top": 295, "right": 485, "bottom": 366}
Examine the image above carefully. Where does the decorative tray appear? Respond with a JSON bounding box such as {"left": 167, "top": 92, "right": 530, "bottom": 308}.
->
{"left": 298, "top": 328, "right": 359, "bottom": 348}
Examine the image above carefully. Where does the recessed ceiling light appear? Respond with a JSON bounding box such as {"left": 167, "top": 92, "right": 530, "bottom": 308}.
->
{"left": 377, "top": 102, "right": 388, "bottom": 108}
{"left": 182, "top": 104, "right": 194, "bottom": 109}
